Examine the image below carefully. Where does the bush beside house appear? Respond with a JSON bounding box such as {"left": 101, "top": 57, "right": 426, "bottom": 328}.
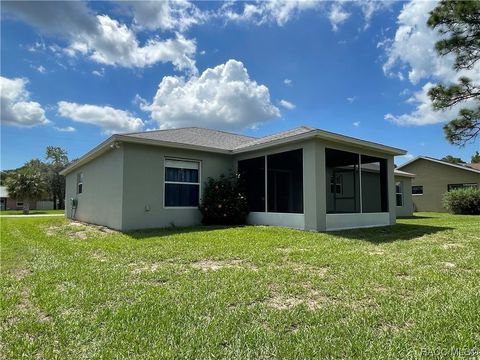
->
{"left": 199, "top": 173, "right": 249, "bottom": 225}
{"left": 443, "top": 188, "right": 480, "bottom": 215}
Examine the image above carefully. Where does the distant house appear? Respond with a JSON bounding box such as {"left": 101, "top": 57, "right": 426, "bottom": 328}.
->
{"left": 0, "top": 186, "right": 54, "bottom": 211}
{"left": 60, "top": 126, "right": 412, "bottom": 231}
{"left": 397, "top": 156, "right": 480, "bottom": 212}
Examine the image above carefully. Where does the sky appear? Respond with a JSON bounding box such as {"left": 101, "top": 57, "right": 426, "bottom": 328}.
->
{"left": 1, "top": 0, "right": 479, "bottom": 170}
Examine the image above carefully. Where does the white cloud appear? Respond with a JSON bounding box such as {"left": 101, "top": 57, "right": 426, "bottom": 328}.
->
{"left": 57, "top": 101, "right": 144, "bottom": 134}
{"left": 279, "top": 99, "right": 296, "bottom": 110}
{"left": 4, "top": 2, "right": 197, "bottom": 73}
{"left": 54, "top": 126, "right": 76, "bottom": 132}
{"left": 359, "top": 1, "right": 393, "bottom": 30}
{"left": 382, "top": 0, "right": 480, "bottom": 126}
{"left": 92, "top": 68, "right": 105, "bottom": 77}
{"left": 347, "top": 96, "right": 357, "bottom": 103}
{"left": 283, "top": 78, "right": 292, "bottom": 85}
{"left": 221, "top": 0, "right": 321, "bottom": 26}
{"left": 141, "top": 59, "right": 280, "bottom": 130}
{"left": 127, "top": 0, "right": 206, "bottom": 32}
{"left": 328, "top": 3, "right": 350, "bottom": 32}
{"left": 67, "top": 15, "right": 197, "bottom": 73}
{"left": 0, "top": 76, "right": 49, "bottom": 127}
{"left": 35, "top": 65, "right": 46, "bottom": 73}
{"left": 384, "top": 82, "right": 478, "bottom": 126}
{"left": 353, "top": 121, "right": 360, "bottom": 127}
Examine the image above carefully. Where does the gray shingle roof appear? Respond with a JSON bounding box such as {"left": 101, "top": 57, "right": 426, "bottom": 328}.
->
{"left": 124, "top": 127, "right": 256, "bottom": 151}
{"left": 233, "top": 126, "right": 315, "bottom": 150}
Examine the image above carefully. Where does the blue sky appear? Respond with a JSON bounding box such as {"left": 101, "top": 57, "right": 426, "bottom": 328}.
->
{"left": 1, "top": 0, "right": 479, "bottom": 170}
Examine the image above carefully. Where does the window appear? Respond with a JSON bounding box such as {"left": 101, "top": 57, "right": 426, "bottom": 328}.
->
{"left": 447, "top": 183, "right": 478, "bottom": 191}
{"left": 77, "top": 173, "right": 83, "bottom": 194}
{"left": 164, "top": 159, "right": 200, "bottom": 207}
{"left": 395, "top": 181, "right": 403, "bottom": 207}
{"left": 16, "top": 202, "right": 24, "bottom": 207}
{"left": 267, "top": 149, "right": 303, "bottom": 213}
{"left": 412, "top": 186, "right": 423, "bottom": 195}
{"left": 238, "top": 156, "right": 265, "bottom": 212}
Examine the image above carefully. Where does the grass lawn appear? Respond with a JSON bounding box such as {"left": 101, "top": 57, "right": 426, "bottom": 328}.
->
{"left": 0, "top": 209, "right": 64, "bottom": 216}
{"left": 1, "top": 213, "right": 479, "bottom": 359}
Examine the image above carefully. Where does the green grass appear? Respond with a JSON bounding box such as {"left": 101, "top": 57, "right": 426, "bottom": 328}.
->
{"left": 1, "top": 213, "right": 479, "bottom": 359}
{"left": 0, "top": 209, "right": 64, "bottom": 215}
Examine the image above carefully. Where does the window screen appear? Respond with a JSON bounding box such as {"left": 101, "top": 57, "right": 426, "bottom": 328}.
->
{"left": 360, "top": 155, "right": 388, "bottom": 213}
{"left": 164, "top": 159, "right": 200, "bottom": 207}
{"left": 267, "top": 149, "right": 303, "bottom": 213}
{"left": 326, "top": 148, "right": 360, "bottom": 213}
{"left": 238, "top": 156, "right": 266, "bottom": 212}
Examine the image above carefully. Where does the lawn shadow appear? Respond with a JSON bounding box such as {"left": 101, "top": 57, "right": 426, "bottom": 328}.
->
{"left": 329, "top": 223, "right": 453, "bottom": 244}
{"left": 126, "top": 225, "right": 242, "bottom": 240}
{"left": 397, "top": 215, "right": 435, "bottom": 220}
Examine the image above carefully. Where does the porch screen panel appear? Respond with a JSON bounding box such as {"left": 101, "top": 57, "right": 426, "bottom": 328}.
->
{"left": 360, "top": 155, "right": 388, "bottom": 212}
{"left": 326, "top": 148, "right": 360, "bottom": 213}
{"left": 267, "top": 149, "right": 303, "bottom": 213}
{"left": 238, "top": 156, "right": 266, "bottom": 212}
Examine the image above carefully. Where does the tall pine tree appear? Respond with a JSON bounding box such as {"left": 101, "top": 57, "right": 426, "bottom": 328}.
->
{"left": 427, "top": 0, "right": 480, "bottom": 146}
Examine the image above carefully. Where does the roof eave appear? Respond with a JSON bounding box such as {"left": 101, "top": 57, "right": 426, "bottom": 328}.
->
{"left": 60, "top": 135, "right": 233, "bottom": 176}
{"left": 233, "top": 129, "right": 406, "bottom": 156}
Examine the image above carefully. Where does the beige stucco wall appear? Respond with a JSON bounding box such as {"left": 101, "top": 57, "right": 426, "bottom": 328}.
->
{"left": 399, "top": 159, "right": 480, "bottom": 212}
{"left": 65, "top": 147, "right": 124, "bottom": 230}
{"left": 394, "top": 175, "right": 413, "bottom": 217}
{"left": 120, "top": 143, "right": 233, "bottom": 230}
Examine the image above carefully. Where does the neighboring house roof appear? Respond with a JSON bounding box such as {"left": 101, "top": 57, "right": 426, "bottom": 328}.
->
{"left": 397, "top": 156, "right": 480, "bottom": 175}
{"left": 467, "top": 163, "right": 480, "bottom": 171}
{"left": 61, "top": 126, "right": 407, "bottom": 175}
{"left": 0, "top": 186, "right": 9, "bottom": 198}
{"left": 394, "top": 169, "right": 415, "bottom": 178}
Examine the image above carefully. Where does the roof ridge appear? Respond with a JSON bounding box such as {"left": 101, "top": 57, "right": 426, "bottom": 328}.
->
{"left": 120, "top": 126, "right": 257, "bottom": 139}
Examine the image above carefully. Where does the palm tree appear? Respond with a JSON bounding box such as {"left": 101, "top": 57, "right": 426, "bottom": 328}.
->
{"left": 6, "top": 169, "right": 46, "bottom": 214}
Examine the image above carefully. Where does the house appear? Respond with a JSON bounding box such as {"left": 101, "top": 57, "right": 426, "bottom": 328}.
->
{"left": 0, "top": 186, "right": 54, "bottom": 211}
{"left": 397, "top": 156, "right": 480, "bottom": 212}
{"left": 60, "top": 126, "right": 412, "bottom": 231}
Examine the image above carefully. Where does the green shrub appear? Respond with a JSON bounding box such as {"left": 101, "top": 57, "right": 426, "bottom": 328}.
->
{"left": 199, "top": 172, "right": 249, "bottom": 225}
{"left": 442, "top": 187, "right": 480, "bottom": 215}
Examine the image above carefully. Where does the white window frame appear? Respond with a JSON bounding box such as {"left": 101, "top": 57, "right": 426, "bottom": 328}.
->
{"left": 163, "top": 157, "right": 201, "bottom": 209}
{"left": 395, "top": 181, "right": 403, "bottom": 207}
{"left": 77, "top": 172, "right": 84, "bottom": 195}
{"left": 412, "top": 185, "right": 423, "bottom": 196}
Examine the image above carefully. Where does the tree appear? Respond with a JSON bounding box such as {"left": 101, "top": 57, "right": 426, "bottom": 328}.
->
{"left": 441, "top": 155, "right": 465, "bottom": 164}
{"left": 6, "top": 167, "right": 47, "bottom": 214}
{"left": 427, "top": 0, "right": 480, "bottom": 146}
{"left": 45, "top": 146, "right": 68, "bottom": 210}
{"left": 472, "top": 151, "right": 480, "bottom": 163}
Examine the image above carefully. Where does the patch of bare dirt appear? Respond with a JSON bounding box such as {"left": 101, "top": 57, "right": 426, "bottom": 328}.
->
{"left": 190, "top": 259, "right": 258, "bottom": 271}
{"left": 265, "top": 284, "right": 336, "bottom": 310}
{"left": 15, "top": 289, "right": 51, "bottom": 323}
{"left": 129, "top": 262, "right": 164, "bottom": 274}
{"left": 442, "top": 261, "right": 456, "bottom": 268}
{"left": 368, "top": 249, "right": 386, "bottom": 256}
{"left": 378, "top": 321, "right": 413, "bottom": 333}
{"left": 45, "top": 221, "right": 119, "bottom": 240}
{"left": 11, "top": 268, "right": 32, "bottom": 281}
{"left": 441, "top": 243, "right": 464, "bottom": 250}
